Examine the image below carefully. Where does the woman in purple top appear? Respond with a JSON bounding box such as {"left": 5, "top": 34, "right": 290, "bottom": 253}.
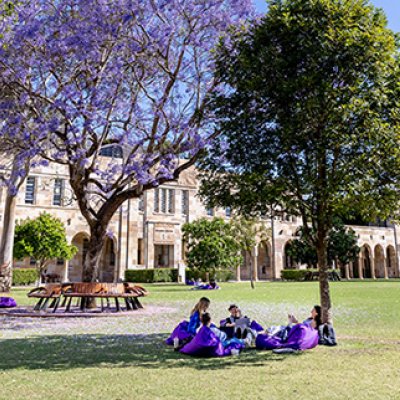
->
{"left": 166, "top": 297, "right": 210, "bottom": 346}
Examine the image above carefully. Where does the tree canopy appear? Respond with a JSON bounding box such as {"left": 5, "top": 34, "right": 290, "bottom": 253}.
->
{"left": 14, "top": 212, "right": 77, "bottom": 277}
{"left": 0, "top": 0, "right": 253, "bottom": 281}
{"left": 182, "top": 217, "right": 242, "bottom": 275}
{"left": 287, "top": 222, "right": 360, "bottom": 268}
{"left": 199, "top": 0, "right": 400, "bottom": 322}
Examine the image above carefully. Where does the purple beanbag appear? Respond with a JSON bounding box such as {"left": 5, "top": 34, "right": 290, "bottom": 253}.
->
{"left": 192, "top": 284, "right": 220, "bottom": 290}
{"left": 250, "top": 320, "right": 264, "bottom": 332}
{"left": 180, "top": 326, "right": 244, "bottom": 357}
{"left": 256, "top": 323, "right": 318, "bottom": 351}
{"left": 165, "top": 320, "right": 194, "bottom": 345}
{"left": 0, "top": 297, "right": 17, "bottom": 308}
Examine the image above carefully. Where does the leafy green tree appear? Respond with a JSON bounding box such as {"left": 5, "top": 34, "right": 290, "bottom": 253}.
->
{"left": 0, "top": 0, "right": 19, "bottom": 292}
{"left": 328, "top": 223, "right": 360, "bottom": 270}
{"left": 230, "top": 216, "right": 270, "bottom": 288}
{"left": 199, "top": 0, "right": 400, "bottom": 323}
{"left": 13, "top": 212, "right": 77, "bottom": 282}
{"left": 287, "top": 223, "right": 360, "bottom": 269}
{"left": 182, "top": 218, "right": 242, "bottom": 279}
{"left": 286, "top": 228, "right": 319, "bottom": 269}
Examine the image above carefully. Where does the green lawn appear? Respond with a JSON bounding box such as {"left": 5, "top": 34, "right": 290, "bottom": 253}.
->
{"left": 1, "top": 281, "right": 400, "bottom": 400}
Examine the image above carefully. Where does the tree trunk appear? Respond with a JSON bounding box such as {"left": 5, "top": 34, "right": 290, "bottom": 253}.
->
{"left": 0, "top": 156, "right": 30, "bottom": 292}
{"left": 81, "top": 224, "right": 108, "bottom": 309}
{"left": 82, "top": 223, "right": 107, "bottom": 282}
{"left": 0, "top": 193, "right": 17, "bottom": 292}
{"left": 249, "top": 259, "right": 255, "bottom": 289}
{"left": 316, "top": 232, "right": 332, "bottom": 324}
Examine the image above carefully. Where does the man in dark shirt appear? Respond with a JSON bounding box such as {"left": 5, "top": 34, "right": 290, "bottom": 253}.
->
{"left": 220, "top": 304, "right": 239, "bottom": 338}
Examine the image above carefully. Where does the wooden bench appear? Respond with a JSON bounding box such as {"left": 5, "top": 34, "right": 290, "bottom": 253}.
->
{"left": 28, "top": 283, "right": 66, "bottom": 312}
{"left": 62, "top": 282, "right": 147, "bottom": 312}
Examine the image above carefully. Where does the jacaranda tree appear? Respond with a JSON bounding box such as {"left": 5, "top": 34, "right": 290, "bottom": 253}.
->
{"left": 199, "top": 0, "right": 400, "bottom": 323}
{"left": 0, "top": 0, "right": 253, "bottom": 282}
{"left": 0, "top": 0, "right": 24, "bottom": 292}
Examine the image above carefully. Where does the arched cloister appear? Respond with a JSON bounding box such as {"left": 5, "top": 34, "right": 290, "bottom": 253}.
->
{"left": 99, "top": 236, "right": 118, "bottom": 282}
{"left": 68, "top": 232, "right": 90, "bottom": 282}
{"left": 257, "top": 241, "right": 272, "bottom": 279}
{"left": 283, "top": 241, "right": 296, "bottom": 270}
{"left": 374, "top": 245, "right": 386, "bottom": 278}
{"left": 240, "top": 250, "right": 251, "bottom": 281}
{"left": 386, "top": 245, "right": 397, "bottom": 278}
{"left": 360, "top": 245, "right": 373, "bottom": 279}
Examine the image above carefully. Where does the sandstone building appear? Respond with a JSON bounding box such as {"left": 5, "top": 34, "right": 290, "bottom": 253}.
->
{"left": 1, "top": 157, "right": 399, "bottom": 282}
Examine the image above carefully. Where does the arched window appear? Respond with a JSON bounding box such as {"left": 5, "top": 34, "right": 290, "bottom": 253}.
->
{"left": 99, "top": 145, "right": 123, "bottom": 158}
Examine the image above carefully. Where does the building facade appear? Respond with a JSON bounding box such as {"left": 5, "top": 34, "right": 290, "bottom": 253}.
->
{"left": 1, "top": 161, "right": 400, "bottom": 282}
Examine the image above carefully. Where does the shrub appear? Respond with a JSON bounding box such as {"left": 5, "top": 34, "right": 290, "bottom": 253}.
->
{"left": 281, "top": 269, "right": 341, "bottom": 281}
{"left": 12, "top": 268, "right": 37, "bottom": 286}
{"left": 125, "top": 268, "right": 179, "bottom": 283}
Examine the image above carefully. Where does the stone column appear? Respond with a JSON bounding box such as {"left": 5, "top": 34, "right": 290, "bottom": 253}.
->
{"left": 344, "top": 263, "right": 350, "bottom": 280}
{"left": 145, "top": 222, "right": 155, "bottom": 269}
{"left": 384, "top": 256, "right": 389, "bottom": 279}
{"left": 396, "top": 248, "right": 400, "bottom": 278}
{"left": 174, "top": 228, "right": 181, "bottom": 269}
{"left": 178, "top": 261, "right": 186, "bottom": 283}
{"left": 370, "top": 257, "right": 376, "bottom": 279}
{"left": 236, "top": 264, "right": 241, "bottom": 282}
{"left": 251, "top": 246, "right": 258, "bottom": 281}
{"left": 64, "top": 260, "right": 69, "bottom": 282}
{"left": 358, "top": 257, "right": 364, "bottom": 280}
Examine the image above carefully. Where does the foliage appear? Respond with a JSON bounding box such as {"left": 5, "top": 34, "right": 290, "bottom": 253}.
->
{"left": 13, "top": 212, "right": 77, "bottom": 276}
{"left": 328, "top": 223, "right": 360, "bottom": 267}
{"left": 125, "top": 268, "right": 179, "bottom": 283}
{"left": 0, "top": 0, "right": 254, "bottom": 281}
{"left": 185, "top": 268, "right": 233, "bottom": 282}
{"left": 230, "top": 216, "right": 270, "bottom": 288}
{"left": 182, "top": 218, "right": 242, "bottom": 274}
{"left": 199, "top": 0, "right": 400, "bottom": 321}
{"left": 230, "top": 216, "right": 270, "bottom": 252}
{"left": 125, "top": 267, "right": 234, "bottom": 283}
{"left": 281, "top": 269, "right": 340, "bottom": 281}
{"left": 286, "top": 236, "right": 318, "bottom": 269}
{"left": 286, "top": 223, "right": 360, "bottom": 268}
{"left": 280, "top": 269, "right": 310, "bottom": 281}
{"left": 12, "top": 268, "right": 36, "bottom": 286}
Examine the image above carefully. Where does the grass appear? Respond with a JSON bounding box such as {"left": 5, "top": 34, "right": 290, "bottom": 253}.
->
{"left": 1, "top": 281, "right": 400, "bottom": 400}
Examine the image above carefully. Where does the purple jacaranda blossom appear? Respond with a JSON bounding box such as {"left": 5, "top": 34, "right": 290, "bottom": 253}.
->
{"left": 0, "top": 0, "right": 254, "bottom": 279}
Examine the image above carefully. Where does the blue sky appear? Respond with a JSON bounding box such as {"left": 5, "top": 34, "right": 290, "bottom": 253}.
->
{"left": 254, "top": 0, "right": 400, "bottom": 32}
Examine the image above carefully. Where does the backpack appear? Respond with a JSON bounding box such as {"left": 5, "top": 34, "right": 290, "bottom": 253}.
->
{"left": 318, "top": 323, "right": 337, "bottom": 346}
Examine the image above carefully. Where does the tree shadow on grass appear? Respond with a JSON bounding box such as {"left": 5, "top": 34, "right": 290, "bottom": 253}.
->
{"left": 0, "top": 333, "right": 302, "bottom": 371}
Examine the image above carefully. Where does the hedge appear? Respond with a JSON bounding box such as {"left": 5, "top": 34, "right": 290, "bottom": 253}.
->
{"left": 13, "top": 268, "right": 37, "bottom": 286}
{"left": 125, "top": 267, "right": 234, "bottom": 283}
{"left": 125, "top": 268, "right": 179, "bottom": 283}
{"left": 281, "top": 269, "right": 341, "bottom": 281}
{"left": 186, "top": 268, "right": 234, "bottom": 282}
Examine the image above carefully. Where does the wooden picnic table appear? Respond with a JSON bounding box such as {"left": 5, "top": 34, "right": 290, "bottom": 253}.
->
{"left": 28, "top": 282, "right": 148, "bottom": 313}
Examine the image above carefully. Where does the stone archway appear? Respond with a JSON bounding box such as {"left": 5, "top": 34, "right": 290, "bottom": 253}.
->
{"left": 257, "top": 241, "right": 272, "bottom": 280}
{"left": 386, "top": 246, "right": 397, "bottom": 278}
{"left": 69, "top": 232, "right": 90, "bottom": 282}
{"left": 352, "top": 259, "right": 359, "bottom": 278}
{"left": 374, "top": 245, "right": 385, "bottom": 278}
{"left": 99, "top": 237, "right": 118, "bottom": 282}
{"left": 283, "top": 241, "right": 295, "bottom": 270}
{"left": 360, "top": 245, "right": 373, "bottom": 279}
